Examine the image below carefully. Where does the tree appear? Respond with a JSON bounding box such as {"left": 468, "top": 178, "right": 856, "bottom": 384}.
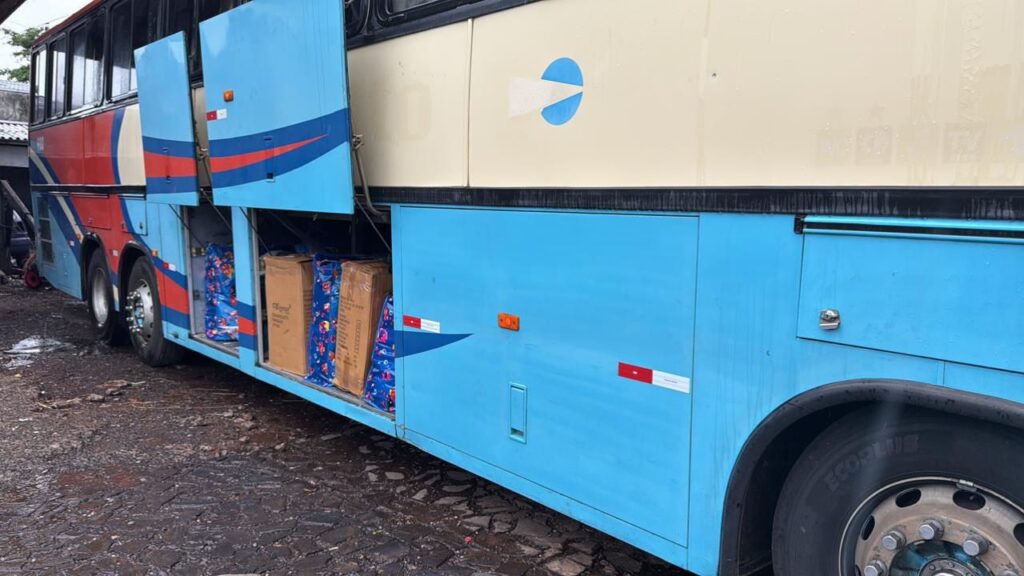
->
{"left": 1, "top": 26, "right": 47, "bottom": 83}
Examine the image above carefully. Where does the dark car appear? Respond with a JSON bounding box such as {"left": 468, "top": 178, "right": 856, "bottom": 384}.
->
{"left": 9, "top": 213, "right": 30, "bottom": 269}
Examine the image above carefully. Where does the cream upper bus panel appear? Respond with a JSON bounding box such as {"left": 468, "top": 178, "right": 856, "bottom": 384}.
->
{"left": 116, "top": 105, "right": 146, "bottom": 187}
{"left": 703, "top": 0, "right": 1024, "bottom": 187}
{"left": 348, "top": 22, "right": 471, "bottom": 188}
{"left": 469, "top": 0, "right": 706, "bottom": 188}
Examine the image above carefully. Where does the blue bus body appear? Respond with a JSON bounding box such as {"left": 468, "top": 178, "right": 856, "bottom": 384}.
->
{"left": 28, "top": 0, "right": 1024, "bottom": 574}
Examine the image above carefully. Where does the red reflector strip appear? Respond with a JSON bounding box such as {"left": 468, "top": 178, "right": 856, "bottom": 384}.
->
{"left": 403, "top": 315, "right": 441, "bottom": 333}
{"left": 618, "top": 362, "right": 692, "bottom": 393}
{"left": 618, "top": 362, "right": 654, "bottom": 384}
{"left": 206, "top": 111, "right": 218, "bottom": 121}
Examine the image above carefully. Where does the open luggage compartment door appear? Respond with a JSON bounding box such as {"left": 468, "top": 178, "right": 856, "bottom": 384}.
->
{"left": 135, "top": 33, "right": 201, "bottom": 206}
{"left": 198, "top": 0, "right": 355, "bottom": 215}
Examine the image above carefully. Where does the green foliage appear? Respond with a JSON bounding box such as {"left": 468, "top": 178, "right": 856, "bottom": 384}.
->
{"left": 1, "top": 26, "right": 47, "bottom": 83}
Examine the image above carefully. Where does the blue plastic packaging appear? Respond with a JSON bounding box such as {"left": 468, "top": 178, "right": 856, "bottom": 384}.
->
{"left": 306, "top": 254, "right": 342, "bottom": 387}
{"left": 204, "top": 244, "right": 238, "bottom": 342}
{"left": 362, "top": 295, "right": 396, "bottom": 413}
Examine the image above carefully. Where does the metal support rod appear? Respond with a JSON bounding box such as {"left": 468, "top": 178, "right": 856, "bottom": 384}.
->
{"left": 1, "top": 179, "right": 34, "bottom": 239}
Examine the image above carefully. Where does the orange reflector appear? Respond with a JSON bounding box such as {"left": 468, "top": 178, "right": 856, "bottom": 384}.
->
{"left": 498, "top": 313, "right": 520, "bottom": 332}
{"left": 150, "top": 249, "right": 159, "bottom": 257}
{"left": 223, "top": 89, "right": 234, "bottom": 102}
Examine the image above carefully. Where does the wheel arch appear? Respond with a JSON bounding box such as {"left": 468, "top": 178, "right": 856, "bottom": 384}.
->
{"left": 78, "top": 234, "right": 109, "bottom": 299}
{"left": 718, "top": 378, "right": 1024, "bottom": 576}
{"left": 117, "top": 242, "right": 150, "bottom": 310}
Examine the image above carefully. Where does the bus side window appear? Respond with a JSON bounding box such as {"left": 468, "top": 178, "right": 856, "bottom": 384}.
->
{"left": 198, "top": 0, "right": 244, "bottom": 22}
{"left": 69, "top": 14, "right": 105, "bottom": 111}
{"left": 30, "top": 48, "right": 46, "bottom": 123}
{"left": 48, "top": 36, "right": 67, "bottom": 120}
{"left": 110, "top": 0, "right": 132, "bottom": 98}
{"left": 386, "top": 0, "right": 448, "bottom": 14}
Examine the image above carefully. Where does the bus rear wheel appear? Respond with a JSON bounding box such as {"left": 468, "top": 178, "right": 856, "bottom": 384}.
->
{"left": 126, "top": 258, "right": 184, "bottom": 367}
{"left": 772, "top": 407, "right": 1024, "bottom": 576}
{"left": 86, "top": 250, "right": 125, "bottom": 345}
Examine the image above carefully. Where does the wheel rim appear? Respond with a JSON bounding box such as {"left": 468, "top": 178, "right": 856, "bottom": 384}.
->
{"left": 90, "top": 272, "right": 109, "bottom": 326}
{"left": 126, "top": 279, "right": 155, "bottom": 344}
{"left": 841, "top": 477, "right": 1024, "bottom": 576}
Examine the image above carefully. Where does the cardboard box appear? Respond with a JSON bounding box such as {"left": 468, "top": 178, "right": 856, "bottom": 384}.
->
{"left": 264, "top": 254, "right": 314, "bottom": 376}
{"left": 334, "top": 260, "right": 392, "bottom": 396}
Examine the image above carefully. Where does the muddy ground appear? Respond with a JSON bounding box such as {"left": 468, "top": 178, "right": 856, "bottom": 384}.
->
{"left": 0, "top": 281, "right": 691, "bottom": 576}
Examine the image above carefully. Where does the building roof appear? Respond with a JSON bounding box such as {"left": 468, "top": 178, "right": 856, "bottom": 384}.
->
{"left": 0, "top": 0, "right": 27, "bottom": 27}
{"left": 0, "top": 119, "right": 28, "bottom": 144}
{"left": 0, "top": 80, "right": 28, "bottom": 94}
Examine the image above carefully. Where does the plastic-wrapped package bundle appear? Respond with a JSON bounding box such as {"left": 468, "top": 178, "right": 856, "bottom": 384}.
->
{"left": 305, "top": 254, "right": 342, "bottom": 387}
{"left": 204, "top": 244, "right": 238, "bottom": 342}
{"left": 362, "top": 295, "right": 396, "bottom": 413}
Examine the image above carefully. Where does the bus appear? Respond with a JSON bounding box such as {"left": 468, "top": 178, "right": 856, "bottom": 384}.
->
{"left": 27, "top": 0, "right": 1024, "bottom": 574}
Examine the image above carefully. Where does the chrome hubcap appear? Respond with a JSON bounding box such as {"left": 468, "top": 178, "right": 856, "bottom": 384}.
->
{"left": 126, "top": 280, "right": 155, "bottom": 343}
{"left": 843, "top": 478, "right": 1024, "bottom": 576}
{"left": 90, "top": 272, "right": 109, "bottom": 326}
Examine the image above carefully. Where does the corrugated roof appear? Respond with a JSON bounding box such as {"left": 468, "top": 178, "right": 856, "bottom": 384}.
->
{"left": 0, "top": 119, "right": 28, "bottom": 144}
{"left": 0, "top": 80, "right": 28, "bottom": 94}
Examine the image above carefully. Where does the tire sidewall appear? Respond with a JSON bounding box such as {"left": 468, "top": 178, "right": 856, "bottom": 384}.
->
{"left": 86, "top": 251, "right": 120, "bottom": 344}
{"left": 772, "top": 408, "right": 1024, "bottom": 575}
{"left": 127, "top": 257, "right": 179, "bottom": 366}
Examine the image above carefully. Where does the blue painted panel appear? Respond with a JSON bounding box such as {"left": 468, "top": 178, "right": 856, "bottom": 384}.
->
{"left": 122, "top": 196, "right": 147, "bottom": 238}
{"left": 397, "top": 207, "right": 697, "bottom": 546}
{"left": 33, "top": 192, "right": 82, "bottom": 298}
{"left": 135, "top": 33, "right": 200, "bottom": 206}
{"left": 199, "top": 0, "right": 353, "bottom": 215}
{"left": 798, "top": 229, "right": 1024, "bottom": 373}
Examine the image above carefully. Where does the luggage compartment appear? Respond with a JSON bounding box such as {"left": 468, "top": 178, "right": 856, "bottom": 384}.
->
{"left": 797, "top": 217, "right": 1024, "bottom": 373}
{"left": 396, "top": 207, "right": 698, "bottom": 545}
{"left": 249, "top": 210, "right": 395, "bottom": 414}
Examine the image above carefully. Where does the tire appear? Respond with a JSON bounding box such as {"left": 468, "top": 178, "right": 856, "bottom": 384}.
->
{"left": 126, "top": 257, "right": 185, "bottom": 367}
{"left": 86, "top": 250, "right": 125, "bottom": 344}
{"left": 772, "top": 406, "right": 1024, "bottom": 576}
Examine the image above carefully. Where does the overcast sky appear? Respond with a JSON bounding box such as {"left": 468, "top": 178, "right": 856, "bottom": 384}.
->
{"left": 0, "top": 0, "right": 92, "bottom": 77}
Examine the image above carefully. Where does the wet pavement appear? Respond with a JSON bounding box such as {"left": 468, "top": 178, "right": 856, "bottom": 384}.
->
{"left": 0, "top": 281, "right": 691, "bottom": 576}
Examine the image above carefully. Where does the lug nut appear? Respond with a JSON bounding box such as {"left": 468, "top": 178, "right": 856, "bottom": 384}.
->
{"left": 863, "top": 560, "right": 888, "bottom": 576}
{"left": 881, "top": 530, "right": 906, "bottom": 551}
{"left": 918, "top": 519, "right": 944, "bottom": 540}
{"left": 963, "top": 535, "right": 989, "bottom": 557}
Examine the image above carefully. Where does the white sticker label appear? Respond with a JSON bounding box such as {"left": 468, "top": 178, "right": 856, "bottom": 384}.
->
{"left": 419, "top": 319, "right": 441, "bottom": 334}
{"left": 652, "top": 371, "right": 691, "bottom": 394}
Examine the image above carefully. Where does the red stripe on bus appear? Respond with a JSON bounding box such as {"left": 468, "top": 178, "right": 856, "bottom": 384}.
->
{"left": 237, "top": 317, "right": 256, "bottom": 336}
{"left": 144, "top": 152, "right": 198, "bottom": 178}
{"left": 209, "top": 135, "right": 325, "bottom": 173}
{"left": 403, "top": 315, "right": 422, "bottom": 329}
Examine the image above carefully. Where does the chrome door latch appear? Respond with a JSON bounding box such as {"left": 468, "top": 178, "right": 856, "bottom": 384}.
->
{"left": 819, "top": 309, "right": 841, "bottom": 330}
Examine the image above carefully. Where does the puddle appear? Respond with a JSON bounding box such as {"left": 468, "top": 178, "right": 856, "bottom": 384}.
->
{"left": 3, "top": 337, "right": 75, "bottom": 369}
{"left": 3, "top": 356, "right": 35, "bottom": 369}
{"left": 6, "top": 337, "right": 74, "bottom": 355}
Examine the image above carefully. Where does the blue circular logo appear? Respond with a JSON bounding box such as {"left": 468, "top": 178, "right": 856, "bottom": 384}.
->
{"left": 541, "top": 57, "right": 584, "bottom": 126}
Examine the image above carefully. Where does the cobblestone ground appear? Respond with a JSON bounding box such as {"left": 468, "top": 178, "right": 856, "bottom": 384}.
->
{"left": 0, "top": 282, "right": 692, "bottom": 576}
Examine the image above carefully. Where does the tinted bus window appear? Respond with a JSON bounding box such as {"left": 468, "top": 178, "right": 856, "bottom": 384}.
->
{"left": 31, "top": 49, "right": 46, "bottom": 123}
{"left": 110, "top": 0, "right": 160, "bottom": 98}
{"left": 48, "top": 37, "right": 66, "bottom": 119}
{"left": 69, "top": 16, "right": 104, "bottom": 110}
{"left": 134, "top": 0, "right": 159, "bottom": 53}
{"left": 110, "top": 1, "right": 133, "bottom": 97}
{"left": 387, "top": 0, "right": 445, "bottom": 12}
{"left": 198, "top": 0, "right": 242, "bottom": 21}
{"left": 167, "top": 0, "right": 195, "bottom": 37}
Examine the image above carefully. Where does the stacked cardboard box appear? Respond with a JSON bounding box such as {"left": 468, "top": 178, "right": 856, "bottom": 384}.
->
{"left": 263, "top": 254, "right": 314, "bottom": 376}
{"left": 334, "top": 260, "right": 392, "bottom": 397}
